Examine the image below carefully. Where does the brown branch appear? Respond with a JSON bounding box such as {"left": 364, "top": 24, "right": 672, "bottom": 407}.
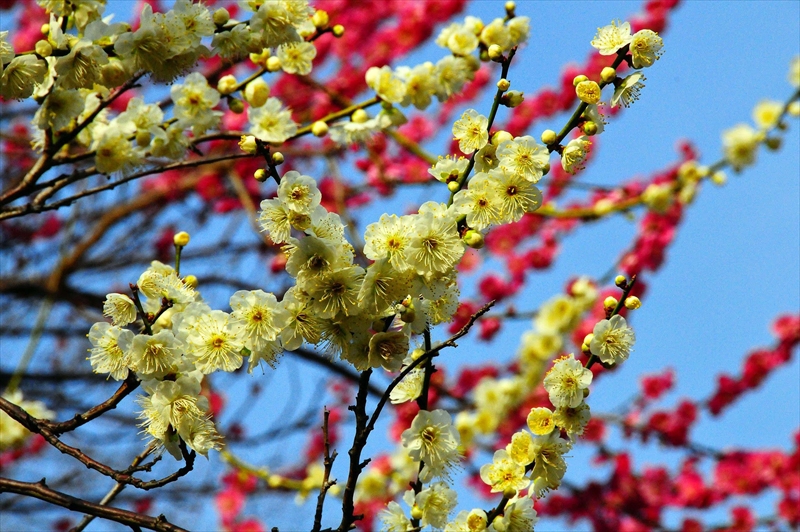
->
{"left": 312, "top": 408, "right": 338, "bottom": 532}
{"left": 0, "top": 477, "right": 187, "bottom": 532}
{"left": 0, "top": 397, "right": 195, "bottom": 490}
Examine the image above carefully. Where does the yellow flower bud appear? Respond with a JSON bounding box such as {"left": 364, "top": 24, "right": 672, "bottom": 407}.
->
{"left": 541, "top": 129, "right": 557, "bottom": 145}
{"left": 492, "top": 130, "right": 514, "bottom": 146}
{"left": 788, "top": 101, "right": 800, "bottom": 117}
{"left": 583, "top": 121, "right": 598, "bottom": 136}
{"left": 601, "top": 66, "right": 617, "bottom": 83}
{"left": 624, "top": 296, "right": 641, "bottom": 309}
{"left": 593, "top": 198, "right": 614, "bottom": 215}
{"left": 244, "top": 78, "right": 270, "bottom": 107}
{"left": 35, "top": 40, "right": 52, "bottom": 57}
{"left": 502, "top": 487, "right": 517, "bottom": 500}
{"left": 614, "top": 275, "right": 627, "bottom": 287}
{"left": 212, "top": 7, "right": 229, "bottom": 26}
{"left": 505, "top": 1, "right": 516, "bottom": 14}
{"left": 311, "top": 121, "right": 329, "bottom": 137}
{"left": 254, "top": 168, "right": 267, "bottom": 182}
{"left": 487, "top": 44, "right": 504, "bottom": 61}
{"left": 492, "top": 516, "right": 508, "bottom": 532}
{"left": 184, "top": 275, "right": 199, "bottom": 288}
{"left": 497, "top": 78, "right": 511, "bottom": 91}
{"left": 576, "top": 80, "right": 601, "bottom": 105}
{"left": 249, "top": 49, "right": 270, "bottom": 67}
{"left": 312, "top": 10, "right": 329, "bottom": 29}
{"left": 573, "top": 74, "right": 589, "bottom": 87}
{"left": 410, "top": 505, "right": 424, "bottom": 520}
{"left": 447, "top": 181, "right": 460, "bottom": 193}
{"left": 463, "top": 230, "right": 484, "bottom": 249}
{"left": 272, "top": 152, "right": 285, "bottom": 165}
{"left": 41, "top": 23, "right": 50, "bottom": 34}
{"left": 332, "top": 24, "right": 345, "bottom": 37}
{"left": 239, "top": 135, "right": 257, "bottom": 154}
{"left": 603, "top": 296, "right": 618, "bottom": 311}
{"left": 266, "top": 56, "right": 282, "bottom": 72}
{"left": 501, "top": 90, "right": 524, "bottom": 108}
{"left": 711, "top": 170, "right": 727, "bottom": 186}
{"left": 351, "top": 109, "right": 369, "bottom": 123}
{"left": 583, "top": 333, "right": 595, "bottom": 346}
{"left": 174, "top": 231, "right": 191, "bottom": 247}
{"left": 135, "top": 130, "right": 151, "bottom": 148}
{"left": 217, "top": 74, "right": 238, "bottom": 95}
{"left": 228, "top": 98, "right": 244, "bottom": 114}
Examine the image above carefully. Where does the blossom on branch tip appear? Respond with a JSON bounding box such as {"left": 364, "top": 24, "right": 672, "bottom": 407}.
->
{"left": 722, "top": 123, "right": 761, "bottom": 171}
{"left": 590, "top": 20, "right": 632, "bottom": 56}
{"left": 403, "top": 482, "right": 458, "bottom": 529}
{"left": 630, "top": 29, "right": 664, "bottom": 69}
{"left": 560, "top": 136, "right": 591, "bottom": 174}
{"left": 611, "top": 72, "right": 645, "bottom": 108}
{"left": 590, "top": 315, "right": 635, "bottom": 364}
{"left": 102, "top": 293, "right": 137, "bottom": 326}
{"left": 543, "top": 354, "right": 592, "bottom": 408}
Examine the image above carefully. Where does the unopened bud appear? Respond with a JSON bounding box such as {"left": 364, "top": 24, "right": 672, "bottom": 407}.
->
{"left": 35, "top": 40, "right": 52, "bottom": 57}
{"left": 600, "top": 66, "right": 617, "bottom": 83}
{"left": 447, "top": 181, "right": 460, "bottom": 193}
{"left": 244, "top": 78, "right": 270, "bottom": 107}
{"left": 541, "top": 129, "right": 557, "bottom": 145}
{"left": 239, "top": 135, "right": 257, "bottom": 154}
{"left": 502, "top": 487, "right": 517, "bottom": 500}
{"left": 410, "top": 347, "right": 425, "bottom": 360}
{"left": 311, "top": 120, "right": 328, "bottom": 137}
{"left": 624, "top": 296, "right": 641, "bottom": 309}
{"left": 583, "top": 121, "right": 598, "bottom": 136}
{"left": 711, "top": 170, "right": 727, "bottom": 186}
{"left": 135, "top": 130, "right": 151, "bottom": 147}
{"left": 254, "top": 168, "right": 267, "bottom": 182}
{"left": 788, "top": 101, "right": 800, "bottom": 117}
{"left": 487, "top": 44, "right": 504, "bottom": 61}
{"left": 351, "top": 109, "right": 369, "bottom": 123}
{"left": 492, "top": 516, "right": 508, "bottom": 532}
{"left": 332, "top": 24, "right": 345, "bottom": 37}
{"left": 212, "top": 7, "right": 230, "bottom": 26}
{"left": 573, "top": 74, "right": 589, "bottom": 87}
{"left": 184, "top": 275, "right": 199, "bottom": 288}
{"left": 217, "top": 74, "right": 238, "bottom": 95}
{"left": 174, "top": 232, "right": 191, "bottom": 247}
{"left": 266, "top": 56, "right": 282, "bottom": 72}
{"left": 505, "top": 1, "right": 516, "bottom": 15}
{"left": 500, "top": 90, "right": 524, "bottom": 108}
{"left": 228, "top": 98, "right": 244, "bottom": 114}
{"left": 583, "top": 333, "right": 595, "bottom": 346}
{"left": 272, "top": 152, "right": 285, "bottom": 165}
{"left": 614, "top": 275, "right": 627, "bottom": 288}
{"left": 765, "top": 137, "right": 781, "bottom": 151}
{"left": 249, "top": 49, "right": 270, "bottom": 67}
{"left": 41, "top": 23, "right": 50, "bottom": 34}
{"left": 463, "top": 229, "right": 484, "bottom": 249}
{"left": 497, "top": 78, "right": 511, "bottom": 91}
{"left": 312, "top": 10, "right": 329, "bottom": 29}
{"left": 410, "top": 505, "right": 424, "bottom": 520}
{"left": 593, "top": 198, "right": 614, "bottom": 215}
{"left": 492, "top": 130, "right": 513, "bottom": 146}
{"left": 603, "top": 296, "right": 618, "bottom": 311}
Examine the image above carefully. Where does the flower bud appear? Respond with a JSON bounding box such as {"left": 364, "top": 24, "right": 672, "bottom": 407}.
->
{"left": 765, "top": 137, "right": 781, "bottom": 151}
{"left": 505, "top": 1, "right": 516, "bottom": 13}
{"left": 614, "top": 275, "right": 627, "bottom": 288}
{"left": 582, "top": 121, "right": 598, "bottom": 136}
{"left": 351, "top": 109, "right": 369, "bottom": 123}
{"left": 213, "top": 7, "right": 230, "bottom": 26}
{"left": 254, "top": 168, "right": 267, "bottom": 182}
{"left": 583, "top": 333, "right": 595, "bottom": 346}
{"left": 217, "top": 74, "right": 238, "bottom": 95}
{"left": 788, "top": 101, "right": 800, "bottom": 117}
{"left": 624, "top": 296, "right": 641, "bottom": 309}
{"left": 593, "top": 198, "right": 614, "bottom": 215}
{"left": 496, "top": 78, "right": 511, "bottom": 91}
{"left": 492, "top": 516, "right": 508, "bottom": 532}
{"left": 244, "top": 78, "right": 270, "bottom": 107}
{"left": 239, "top": 135, "right": 257, "bottom": 154}
{"left": 135, "top": 130, "right": 151, "bottom": 147}
{"left": 410, "top": 347, "right": 424, "bottom": 360}
{"left": 541, "top": 161, "right": 550, "bottom": 175}
{"left": 35, "top": 40, "right": 52, "bottom": 57}
{"left": 266, "top": 56, "right": 282, "bottom": 72}
{"left": 272, "top": 152, "right": 285, "bottom": 165}
{"left": 41, "top": 23, "right": 50, "bottom": 34}
{"left": 101, "top": 60, "right": 129, "bottom": 88}
{"left": 576, "top": 80, "right": 601, "bottom": 105}
{"left": 540, "top": 129, "right": 557, "bottom": 145}
{"left": 463, "top": 229, "right": 484, "bottom": 249}
{"left": 573, "top": 74, "right": 589, "bottom": 87}
{"left": 711, "top": 170, "right": 727, "bottom": 186}
{"left": 603, "top": 296, "right": 618, "bottom": 311}
{"left": 410, "top": 505, "right": 424, "bottom": 520}
{"left": 502, "top": 487, "right": 517, "bottom": 500}
{"left": 332, "top": 24, "right": 345, "bottom": 37}
{"left": 228, "top": 98, "right": 244, "bottom": 114}
{"left": 250, "top": 49, "right": 269, "bottom": 67}
{"left": 487, "top": 44, "right": 504, "bottom": 61}
{"left": 491, "top": 130, "right": 513, "bottom": 146}
{"left": 601, "top": 66, "right": 617, "bottom": 83}
{"left": 447, "top": 181, "right": 460, "bottom": 193}
{"left": 311, "top": 121, "right": 329, "bottom": 137}
{"left": 312, "top": 10, "right": 329, "bottom": 29}
{"left": 500, "top": 90, "right": 524, "bottom": 107}
{"left": 174, "top": 232, "right": 191, "bottom": 247}
{"left": 184, "top": 275, "right": 199, "bottom": 288}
